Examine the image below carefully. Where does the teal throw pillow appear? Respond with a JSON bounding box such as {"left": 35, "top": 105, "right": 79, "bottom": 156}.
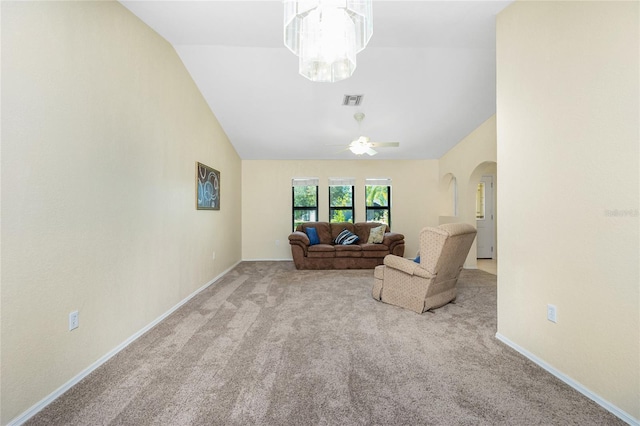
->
{"left": 305, "top": 227, "right": 320, "bottom": 245}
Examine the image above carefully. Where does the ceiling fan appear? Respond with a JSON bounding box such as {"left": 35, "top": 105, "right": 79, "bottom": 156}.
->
{"left": 346, "top": 113, "right": 400, "bottom": 156}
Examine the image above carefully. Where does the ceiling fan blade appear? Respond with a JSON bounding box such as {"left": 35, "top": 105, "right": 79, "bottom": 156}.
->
{"left": 365, "top": 147, "right": 378, "bottom": 156}
{"left": 370, "top": 142, "right": 400, "bottom": 148}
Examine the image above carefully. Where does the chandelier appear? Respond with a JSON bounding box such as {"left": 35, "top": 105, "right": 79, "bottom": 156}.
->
{"left": 284, "top": 0, "right": 373, "bottom": 83}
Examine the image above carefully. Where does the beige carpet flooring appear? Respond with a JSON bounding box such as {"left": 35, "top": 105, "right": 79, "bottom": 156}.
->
{"left": 27, "top": 261, "right": 623, "bottom": 425}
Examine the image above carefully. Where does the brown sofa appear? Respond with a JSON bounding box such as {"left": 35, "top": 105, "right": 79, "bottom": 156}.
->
{"left": 289, "top": 222, "right": 405, "bottom": 270}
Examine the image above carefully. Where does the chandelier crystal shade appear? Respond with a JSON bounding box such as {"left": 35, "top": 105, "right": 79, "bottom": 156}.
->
{"left": 284, "top": 0, "right": 373, "bottom": 82}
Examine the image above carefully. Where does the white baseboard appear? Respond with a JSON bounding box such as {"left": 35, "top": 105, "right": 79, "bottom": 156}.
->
{"left": 495, "top": 333, "right": 639, "bottom": 426}
{"left": 8, "top": 261, "right": 241, "bottom": 426}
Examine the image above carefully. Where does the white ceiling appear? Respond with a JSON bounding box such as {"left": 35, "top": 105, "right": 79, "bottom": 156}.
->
{"left": 120, "top": 1, "right": 512, "bottom": 160}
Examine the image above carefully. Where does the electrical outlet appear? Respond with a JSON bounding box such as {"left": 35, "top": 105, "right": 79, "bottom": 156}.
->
{"left": 69, "top": 311, "right": 79, "bottom": 331}
{"left": 212, "top": 251, "right": 216, "bottom": 260}
{"left": 275, "top": 239, "right": 280, "bottom": 246}
{"left": 547, "top": 304, "right": 557, "bottom": 323}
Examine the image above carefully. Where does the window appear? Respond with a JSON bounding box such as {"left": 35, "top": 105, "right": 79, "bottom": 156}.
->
{"left": 292, "top": 178, "right": 319, "bottom": 231}
{"left": 476, "top": 182, "right": 485, "bottom": 220}
{"left": 365, "top": 178, "right": 391, "bottom": 226}
{"left": 329, "top": 178, "right": 355, "bottom": 223}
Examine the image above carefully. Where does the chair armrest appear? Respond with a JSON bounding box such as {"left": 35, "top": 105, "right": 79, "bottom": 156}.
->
{"left": 289, "top": 231, "right": 310, "bottom": 246}
{"left": 384, "top": 255, "right": 432, "bottom": 278}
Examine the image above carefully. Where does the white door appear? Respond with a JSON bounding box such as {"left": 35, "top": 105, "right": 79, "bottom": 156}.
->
{"left": 476, "top": 175, "right": 495, "bottom": 259}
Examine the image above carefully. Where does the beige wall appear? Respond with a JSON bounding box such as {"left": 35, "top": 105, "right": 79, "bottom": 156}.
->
{"left": 242, "top": 160, "right": 439, "bottom": 261}
{"left": 497, "top": 1, "right": 639, "bottom": 421}
{"left": 438, "top": 115, "right": 497, "bottom": 268}
{"left": 5, "top": 0, "right": 637, "bottom": 423}
{"left": 1, "top": 2, "right": 242, "bottom": 423}
{"left": 241, "top": 116, "right": 497, "bottom": 268}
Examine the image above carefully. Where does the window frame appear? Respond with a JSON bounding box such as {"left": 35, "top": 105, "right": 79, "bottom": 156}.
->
{"left": 328, "top": 183, "right": 356, "bottom": 223}
{"left": 365, "top": 180, "right": 392, "bottom": 227}
{"left": 292, "top": 179, "right": 319, "bottom": 231}
{"left": 476, "top": 181, "right": 486, "bottom": 220}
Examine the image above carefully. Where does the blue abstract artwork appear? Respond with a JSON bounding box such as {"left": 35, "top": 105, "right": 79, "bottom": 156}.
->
{"left": 196, "top": 162, "right": 220, "bottom": 210}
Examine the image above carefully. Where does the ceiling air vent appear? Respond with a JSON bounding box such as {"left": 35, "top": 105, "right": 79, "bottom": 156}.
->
{"left": 343, "top": 94, "right": 364, "bottom": 106}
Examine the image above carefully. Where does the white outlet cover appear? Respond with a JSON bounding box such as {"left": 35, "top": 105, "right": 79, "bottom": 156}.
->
{"left": 547, "top": 304, "right": 557, "bottom": 323}
{"left": 69, "top": 311, "right": 79, "bottom": 331}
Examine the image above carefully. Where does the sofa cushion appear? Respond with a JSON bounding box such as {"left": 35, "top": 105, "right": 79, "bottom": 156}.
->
{"left": 308, "top": 244, "right": 336, "bottom": 258}
{"left": 335, "top": 245, "right": 363, "bottom": 257}
{"left": 305, "top": 227, "right": 320, "bottom": 245}
{"left": 330, "top": 222, "right": 356, "bottom": 242}
{"left": 355, "top": 222, "right": 389, "bottom": 242}
{"left": 334, "top": 228, "right": 359, "bottom": 245}
{"left": 367, "top": 225, "right": 386, "bottom": 243}
{"left": 361, "top": 243, "right": 388, "bottom": 252}
{"left": 362, "top": 248, "right": 390, "bottom": 258}
{"left": 301, "top": 222, "right": 332, "bottom": 244}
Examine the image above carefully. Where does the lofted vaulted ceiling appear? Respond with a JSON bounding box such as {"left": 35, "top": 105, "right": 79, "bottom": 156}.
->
{"left": 120, "top": 1, "right": 512, "bottom": 160}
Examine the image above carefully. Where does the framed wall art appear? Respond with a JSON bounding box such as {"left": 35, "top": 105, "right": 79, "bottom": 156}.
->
{"left": 196, "top": 162, "right": 220, "bottom": 210}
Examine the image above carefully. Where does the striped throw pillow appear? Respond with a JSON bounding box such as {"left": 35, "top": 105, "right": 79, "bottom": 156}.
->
{"left": 334, "top": 229, "right": 360, "bottom": 245}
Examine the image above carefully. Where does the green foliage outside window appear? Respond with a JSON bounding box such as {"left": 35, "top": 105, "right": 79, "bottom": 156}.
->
{"left": 294, "top": 185, "right": 317, "bottom": 207}
{"left": 366, "top": 185, "right": 388, "bottom": 207}
{"left": 366, "top": 209, "right": 389, "bottom": 224}
{"left": 366, "top": 185, "right": 390, "bottom": 225}
{"left": 329, "top": 185, "right": 354, "bottom": 223}
{"left": 293, "top": 185, "right": 318, "bottom": 231}
{"left": 329, "top": 186, "right": 352, "bottom": 207}
{"left": 330, "top": 209, "right": 351, "bottom": 223}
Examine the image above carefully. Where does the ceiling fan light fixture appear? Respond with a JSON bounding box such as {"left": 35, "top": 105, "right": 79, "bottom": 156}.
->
{"left": 284, "top": 0, "right": 373, "bottom": 83}
{"left": 349, "top": 143, "right": 369, "bottom": 155}
{"left": 349, "top": 136, "right": 376, "bottom": 155}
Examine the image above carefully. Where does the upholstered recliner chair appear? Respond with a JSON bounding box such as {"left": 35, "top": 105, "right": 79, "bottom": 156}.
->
{"left": 372, "top": 223, "right": 477, "bottom": 313}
